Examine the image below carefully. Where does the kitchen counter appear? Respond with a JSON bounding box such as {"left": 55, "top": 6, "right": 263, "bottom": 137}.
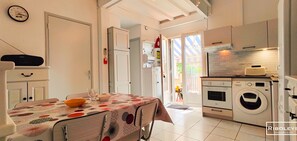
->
{"left": 201, "top": 75, "right": 279, "bottom": 82}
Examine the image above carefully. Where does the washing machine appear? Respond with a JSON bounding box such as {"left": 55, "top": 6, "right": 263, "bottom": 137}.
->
{"left": 232, "top": 78, "right": 272, "bottom": 127}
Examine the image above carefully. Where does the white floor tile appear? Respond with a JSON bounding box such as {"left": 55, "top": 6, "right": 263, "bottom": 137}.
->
{"left": 176, "top": 136, "right": 200, "bottom": 141}
{"left": 239, "top": 124, "right": 266, "bottom": 137}
{"left": 182, "top": 128, "right": 210, "bottom": 140}
{"left": 153, "top": 130, "right": 181, "bottom": 141}
{"left": 147, "top": 137, "right": 162, "bottom": 141}
{"left": 236, "top": 132, "right": 266, "bottom": 141}
{"left": 217, "top": 120, "right": 241, "bottom": 131}
{"left": 199, "top": 117, "right": 221, "bottom": 126}
{"left": 212, "top": 127, "right": 239, "bottom": 139}
{"left": 151, "top": 127, "right": 163, "bottom": 136}
{"left": 174, "top": 120, "right": 198, "bottom": 128}
{"left": 163, "top": 124, "right": 189, "bottom": 134}
{"left": 205, "top": 134, "right": 235, "bottom": 141}
{"left": 191, "top": 122, "right": 216, "bottom": 132}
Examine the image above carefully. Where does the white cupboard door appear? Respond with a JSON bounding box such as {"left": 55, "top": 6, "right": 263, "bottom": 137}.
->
{"left": 47, "top": 15, "right": 92, "bottom": 100}
{"left": 204, "top": 26, "right": 232, "bottom": 47}
{"left": 7, "top": 82, "right": 27, "bottom": 109}
{"left": 268, "top": 19, "right": 278, "bottom": 47}
{"left": 113, "top": 28, "right": 129, "bottom": 51}
{"left": 28, "top": 81, "right": 49, "bottom": 102}
{"left": 113, "top": 50, "right": 131, "bottom": 93}
{"left": 232, "top": 21, "right": 268, "bottom": 50}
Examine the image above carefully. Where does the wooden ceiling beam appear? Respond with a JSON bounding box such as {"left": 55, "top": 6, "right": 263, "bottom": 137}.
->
{"left": 167, "top": 0, "right": 190, "bottom": 16}
{"left": 141, "top": 0, "right": 174, "bottom": 21}
{"left": 184, "top": 0, "right": 208, "bottom": 18}
{"left": 98, "top": 0, "right": 122, "bottom": 9}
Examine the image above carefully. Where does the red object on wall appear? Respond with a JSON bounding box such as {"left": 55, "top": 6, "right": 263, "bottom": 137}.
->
{"left": 154, "top": 36, "right": 160, "bottom": 48}
{"left": 103, "top": 57, "right": 108, "bottom": 64}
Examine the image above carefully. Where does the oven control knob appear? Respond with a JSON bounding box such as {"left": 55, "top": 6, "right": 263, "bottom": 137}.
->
{"left": 247, "top": 82, "right": 253, "bottom": 86}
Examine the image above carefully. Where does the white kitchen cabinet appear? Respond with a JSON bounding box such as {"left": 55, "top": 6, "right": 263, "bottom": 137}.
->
{"left": 109, "top": 27, "right": 129, "bottom": 51}
{"left": 268, "top": 19, "right": 278, "bottom": 47}
{"left": 6, "top": 67, "right": 49, "bottom": 109}
{"left": 108, "top": 27, "right": 131, "bottom": 94}
{"left": 7, "top": 82, "right": 27, "bottom": 109}
{"left": 28, "top": 81, "right": 48, "bottom": 101}
{"left": 204, "top": 26, "right": 232, "bottom": 48}
{"left": 232, "top": 21, "right": 268, "bottom": 50}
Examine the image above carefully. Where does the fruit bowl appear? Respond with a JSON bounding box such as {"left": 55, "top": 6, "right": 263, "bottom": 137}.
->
{"left": 64, "top": 98, "right": 86, "bottom": 108}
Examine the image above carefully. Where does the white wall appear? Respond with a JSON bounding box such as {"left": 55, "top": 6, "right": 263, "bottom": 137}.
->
{"left": 128, "top": 25, "right": 142, "bottom": 40}
{"left": 0, "top": 0, "right": 100, "bottom": 90}
{"left": 97, "top": 8, "right": 121, "bottom": 93}
{"left": 207, "top": 0, "right": 243, "bottom": 29}
{"left": 243, "top": 0, "right": 278, "bottom": 24}
{"left": 161, "top": 20, "right": 207, "bottom": 38}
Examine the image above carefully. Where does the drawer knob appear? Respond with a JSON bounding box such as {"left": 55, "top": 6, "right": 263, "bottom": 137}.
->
{"left": 21, "top": 73, "right": 33, "bottom": 77}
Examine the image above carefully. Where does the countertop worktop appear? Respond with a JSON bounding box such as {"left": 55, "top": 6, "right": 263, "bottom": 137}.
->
{"left": 201, "top": 75, "right": 279, "bottom": 82}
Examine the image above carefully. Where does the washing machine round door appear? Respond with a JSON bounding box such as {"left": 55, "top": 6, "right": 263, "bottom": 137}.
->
{"left": 235, "top": 89, "right": 268, "bottom": 114}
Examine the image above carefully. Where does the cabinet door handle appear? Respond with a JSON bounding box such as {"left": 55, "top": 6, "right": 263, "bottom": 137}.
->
{"left": 242, "top": 46, "right": 256, "bottom": 49}
{"left": 211, "top": 109, "right": 222, "bottom": 112}
{"left": 22, "top": 97, "right": 27, "bottom": 101}
{"left": 285, "top": 88, "right": 291, "bottom": 91}
{"left": 211, "top": 41, "right": 223, "bottom": 45}
{"left": 290, "top": 112, "right": 297, "bottom": 120}
{"left": 29, "top": 96, "right": 33, "bottom": 100}
{"left": 21, "top": 73, "right": 33, "bottom": 77}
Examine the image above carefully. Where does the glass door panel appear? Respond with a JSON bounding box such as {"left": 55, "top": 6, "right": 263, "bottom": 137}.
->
{"left": 183, "top": 34, "right": 202, "bottom": 106}
{"left": 171, "top": 38, "right": 183, "bottom": 104}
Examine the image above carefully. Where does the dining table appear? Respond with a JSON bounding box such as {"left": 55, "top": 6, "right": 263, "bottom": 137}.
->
{"left": 5, "top": 93, "right": 173, "bottom": 141}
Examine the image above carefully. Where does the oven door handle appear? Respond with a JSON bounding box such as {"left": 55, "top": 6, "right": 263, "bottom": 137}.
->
{"left": 242, "top": 94, "right": 258, "bottom": 103}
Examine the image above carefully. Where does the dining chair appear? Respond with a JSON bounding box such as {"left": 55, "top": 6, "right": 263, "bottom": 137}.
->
{"left": 66, "top": 92, "right": 89, "bottom": 100}
{"left": 134, "top": 101, "right": 158, "bottom": 141}
{"left": 14, "top": 98, "right": 59, "bottom": 108}
{"left": 53, "top": 111, "right": 110, "bottom": 141}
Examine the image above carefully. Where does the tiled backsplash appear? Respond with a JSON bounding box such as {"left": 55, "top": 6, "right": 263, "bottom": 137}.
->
{"left": 208, "top": 49, "right": 278, "bottom": 76}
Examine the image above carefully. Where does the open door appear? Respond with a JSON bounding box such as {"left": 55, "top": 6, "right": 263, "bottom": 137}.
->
{"left": 160, "top": 35, "right": 172, "bottom": 105}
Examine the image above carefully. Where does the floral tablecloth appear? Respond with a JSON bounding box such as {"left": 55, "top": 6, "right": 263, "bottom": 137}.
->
{"left": 6, "top": 94, "right": 173, "bottom": 141}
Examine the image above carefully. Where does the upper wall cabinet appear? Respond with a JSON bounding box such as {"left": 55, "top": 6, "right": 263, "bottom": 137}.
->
{"left": 268, "top": 19, "right": 278, "bottom": 47}
{"left": 108, "top": 27, "right": 129, "bottom": 51}
{"left": 204, "top": 26, "right": 232, "bottom": 48}
{"left": 232, "top": 21, "right": 268, "bottom": 50}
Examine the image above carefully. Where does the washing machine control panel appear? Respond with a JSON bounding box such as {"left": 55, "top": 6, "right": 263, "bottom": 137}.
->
{"left": 246, "top": 82, "right": 253, "bottom": 86}
{"left": 233, "top": 80, "right": 270, "bottom": 89}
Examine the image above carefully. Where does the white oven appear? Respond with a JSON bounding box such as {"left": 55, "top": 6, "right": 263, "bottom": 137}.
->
{"left": 202, "top": 80, "right": 232, "bottom": 109}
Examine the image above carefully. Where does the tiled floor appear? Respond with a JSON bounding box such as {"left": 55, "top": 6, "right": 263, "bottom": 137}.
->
{"left": 149, "top": 107, "right": 273, "bottom": 141}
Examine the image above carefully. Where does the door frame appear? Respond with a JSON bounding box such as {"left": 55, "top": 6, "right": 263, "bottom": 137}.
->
{"left": 160, "top": 35, "right": 173, "bottom": 105}
{"left": 44, "top": 12, "right": 94, "bottom": 87}
{"left": 180, "top": 31, "right": 205, "bottom": 106}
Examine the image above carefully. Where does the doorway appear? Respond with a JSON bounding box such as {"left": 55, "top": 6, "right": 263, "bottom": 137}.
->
{"left": 171, "top": 33, "right": 203, "bottom": 106}
{"left": 45, "top": 13, "right": 92, "bottom": 100}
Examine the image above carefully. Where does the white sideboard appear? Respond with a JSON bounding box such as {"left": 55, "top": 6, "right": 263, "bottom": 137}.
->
{"left": 6, "top": 66, "right": 49, "bottom": 109}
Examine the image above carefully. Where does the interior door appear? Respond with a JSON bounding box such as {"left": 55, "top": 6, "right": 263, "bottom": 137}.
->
{"left": 113, "top": 50, "right": 131, "bottom": 93}
{"left": 160, "top": 35, "right": 172, "bottom": 105}
{"left": 47, "top": 15, "right": 92, "bottom": 100}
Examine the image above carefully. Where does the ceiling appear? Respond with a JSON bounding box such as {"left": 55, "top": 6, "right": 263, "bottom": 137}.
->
{"left": 101, "top": 0, "right": 210, "bottom": 29}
